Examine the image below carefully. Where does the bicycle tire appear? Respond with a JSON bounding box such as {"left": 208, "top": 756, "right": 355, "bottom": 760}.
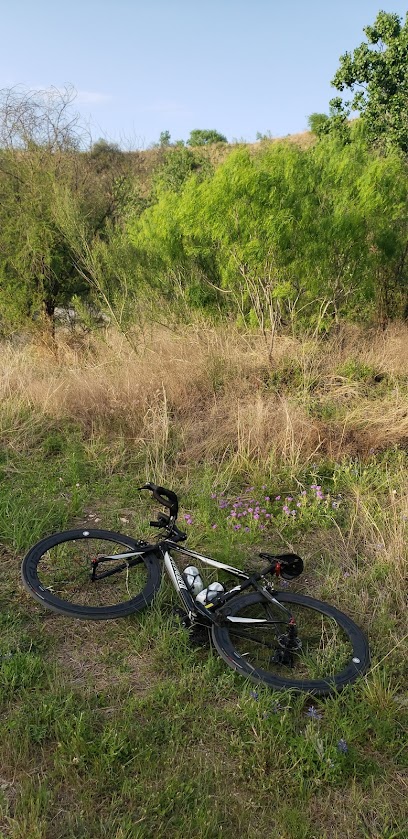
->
{"left": 21, "top": 528, "right": 162, "bottom": 620}
{"left": 212, "top": 591, "right": 370, "bottom": 695}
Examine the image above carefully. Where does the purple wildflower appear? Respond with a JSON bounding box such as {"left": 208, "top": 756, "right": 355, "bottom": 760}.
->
{"left": 337, "top": 739, "right": 348, "bottom": 753}
{"left": 305, "top": 706, "right": 322, "bottom": 720}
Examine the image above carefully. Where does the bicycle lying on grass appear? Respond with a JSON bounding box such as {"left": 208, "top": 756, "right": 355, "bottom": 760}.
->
{"left": 21, "top": 483, "right": 370, "bottom": 695}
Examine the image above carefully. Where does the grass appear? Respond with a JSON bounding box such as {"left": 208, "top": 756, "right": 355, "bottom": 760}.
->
{"left": 0, "top": 321, "right": 407, "bottom": 838}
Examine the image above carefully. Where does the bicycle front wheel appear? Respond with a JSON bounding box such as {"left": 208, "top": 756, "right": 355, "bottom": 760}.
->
{"left": 21, "top": 529, "right": 162, "bottom": 620}
{"left": 212, "top": 591, "right": 369, "bottom": 695}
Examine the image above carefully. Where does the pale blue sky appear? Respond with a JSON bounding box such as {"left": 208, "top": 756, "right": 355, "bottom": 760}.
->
{"left": 1, "top": 1, "right": 407, "bottom": 147}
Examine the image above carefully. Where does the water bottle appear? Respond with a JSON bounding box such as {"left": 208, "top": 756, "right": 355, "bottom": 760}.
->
{"left": 182, "top": 565, "right": 205, "bottom": 597}
{"left": 195, "top": 581, "right": 225, "bottom": 606}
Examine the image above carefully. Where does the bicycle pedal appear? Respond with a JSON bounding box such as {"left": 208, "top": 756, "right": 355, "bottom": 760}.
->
{"left": 188, "top": 625, "right": 211, "bottom": 649}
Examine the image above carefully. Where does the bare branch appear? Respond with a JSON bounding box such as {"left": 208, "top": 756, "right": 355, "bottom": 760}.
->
{"left": 0, "top": 85, "right": 87, "bottom": 151}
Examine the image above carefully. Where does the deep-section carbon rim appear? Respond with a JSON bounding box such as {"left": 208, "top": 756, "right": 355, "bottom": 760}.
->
{"left": 21, "top": 529, "right": 162, "bottom": 620}
{"left": 212, "top": 591, "right": 370, "bottom": 695}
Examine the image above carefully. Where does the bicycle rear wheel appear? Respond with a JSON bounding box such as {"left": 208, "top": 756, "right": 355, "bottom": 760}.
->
{"left": 21, "top": 529, "right": 162, "bottom": 620}
{"left": 212, "top": 591, "right": 369, "bottom": 695}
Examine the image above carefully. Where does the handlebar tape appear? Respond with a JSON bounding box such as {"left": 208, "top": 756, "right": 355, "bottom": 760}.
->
{"left": 139, "top": 482, "right": 178, "bottom": 515}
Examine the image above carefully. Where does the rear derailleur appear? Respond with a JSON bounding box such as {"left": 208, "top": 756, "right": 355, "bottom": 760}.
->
{"left": 272, "top": 620, "right": 302, "bottom": 668}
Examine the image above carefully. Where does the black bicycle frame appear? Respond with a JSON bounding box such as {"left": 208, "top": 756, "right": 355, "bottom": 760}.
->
{"left": 91, "top": 536, "right": 294, "bottom": 628}
{"left": 161, "top": 541, "right": 293, "bottom": 628}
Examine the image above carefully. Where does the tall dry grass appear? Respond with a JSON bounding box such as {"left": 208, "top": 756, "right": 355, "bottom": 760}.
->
{"left": 2, "top": 321, "right": 407, "bottom": 468}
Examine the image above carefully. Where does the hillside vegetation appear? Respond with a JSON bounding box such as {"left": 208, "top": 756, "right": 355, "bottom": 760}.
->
{"left": 1, "top": 122, "right": 408, "bottom": 336}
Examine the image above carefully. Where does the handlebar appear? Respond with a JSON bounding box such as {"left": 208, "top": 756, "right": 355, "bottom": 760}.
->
{"left": 139, "top": 482, "right": 179, "bottom": 518}
{"left": 139, "top": 482, "right": 186, "bottom": 542}
{"left": 150, "top": 513, "right": 170, "bottom": 528}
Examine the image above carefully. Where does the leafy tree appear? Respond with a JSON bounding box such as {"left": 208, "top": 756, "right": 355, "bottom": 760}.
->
{"left": 187, "top": 129, "right": 227, "bottom": 146}
{"left": 0, "top": 87, "right": 88, "bottom": 331}
{"left": 0, "top": 149, "right": 89, "bottom": 331}
{"left": 256, "top": 130, "right": 274, "bottom": 142}
{"left": 307, "top": 113, "right": 329, "bottom": 136}
{"left": 90, "top": 137, "right": 122, "bottom": 160}
{"left": 159, "top": 130, "right": 171, "bottom": 147}
{"left": 152, "top": 146, "right": 212, "bottom": 194}
{"left": 327, "top": 11, "right": 408, "bottom": 152}
{"left": 0, "top": 88, "right": 134, "bottom": 333}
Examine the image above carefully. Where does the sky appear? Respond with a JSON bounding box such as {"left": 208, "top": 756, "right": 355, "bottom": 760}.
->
{"left": 1, "top": 0, "right": 408, "bottom": 148}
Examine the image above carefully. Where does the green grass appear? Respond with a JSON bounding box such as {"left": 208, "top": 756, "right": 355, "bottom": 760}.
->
{"left": 0, "top": 408, "right": 407, "bottom": 838}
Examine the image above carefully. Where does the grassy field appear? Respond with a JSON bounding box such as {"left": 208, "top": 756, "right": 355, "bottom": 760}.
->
{"left": 0, "top": 321, "right": 407, "bottom": 838}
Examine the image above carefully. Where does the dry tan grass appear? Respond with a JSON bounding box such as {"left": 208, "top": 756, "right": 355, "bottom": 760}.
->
{"left": 1, "top": 321, "right": 407, "bottom": 466}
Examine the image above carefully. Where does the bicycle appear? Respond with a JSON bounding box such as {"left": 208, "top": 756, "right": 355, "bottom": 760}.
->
{"left": 21, "top": 482, "right": 370, "bottom": 695}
